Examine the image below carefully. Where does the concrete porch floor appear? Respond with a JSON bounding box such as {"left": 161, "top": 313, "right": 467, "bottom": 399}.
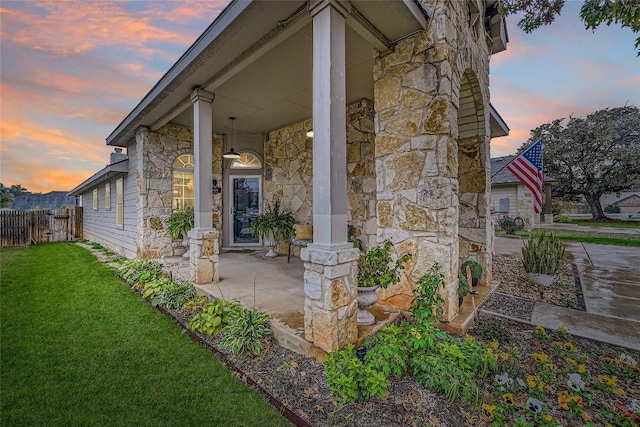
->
{"left": 162, "top": 248, "right": 491, "bottom": 358}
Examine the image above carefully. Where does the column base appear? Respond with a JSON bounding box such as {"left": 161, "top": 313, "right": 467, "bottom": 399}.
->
{"left": 301, "top": 246, "right": 359, "bottom": 353}
{"left": 188, "top": 228, "right": 220, "bottom": 284}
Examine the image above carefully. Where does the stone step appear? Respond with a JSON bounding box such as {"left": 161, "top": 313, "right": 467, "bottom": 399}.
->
{"left": 438, "top": 280, "right": 501, "bottom": 335}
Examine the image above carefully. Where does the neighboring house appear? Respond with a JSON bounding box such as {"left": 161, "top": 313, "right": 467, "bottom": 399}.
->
{"left": 490, "top": 155, "right": 557, "bottom": 227}
{"left": 10, "top": 191, "right": 76, "bottom": 211}
{"left": 69, "top": 0, "right": 509, "bottom": 352}
{"left": 601, "top": 190, "right": 640, "bottom": 214}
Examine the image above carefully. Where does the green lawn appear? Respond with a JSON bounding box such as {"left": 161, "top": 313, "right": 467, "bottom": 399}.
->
{"left": 569, "top": 219, "right": 640, "bottom": 228}
{"left": 0, "top": 243, "right": 290, "bottom": 427}
{"left": 516, "top": 229, "right": 640, "bottom": 247}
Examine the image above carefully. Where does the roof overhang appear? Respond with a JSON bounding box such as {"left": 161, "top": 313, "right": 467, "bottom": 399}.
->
{"left": 106, "top": 0, "right": 428, "bottom": 147}
{"left": 489, "top": 103, "right": 509, "bottom": 138}
{"left": 68, "top": 160, "right": 129, "bottom": 196}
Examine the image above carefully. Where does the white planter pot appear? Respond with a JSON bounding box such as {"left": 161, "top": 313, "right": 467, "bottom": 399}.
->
{"left": 182, "top": 235, "right": 190, "bottom": 259}
{"left": 526, "top": 273, "right": 555, "bottom": 287}
{"left": 264, "top": 232, "right": 278, "bottom": 258}
{"left": 356, "top": 285, "right": 379, "bottom": 326}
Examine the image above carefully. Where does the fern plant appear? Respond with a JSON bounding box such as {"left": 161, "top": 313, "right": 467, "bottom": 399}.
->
{"left": 167, "top": 206, "right": 194, "bottom": 239}
{"left": 521, "top": 231, "right": 565, "bottom": 274}
{"left": 251, "top": 200, "right": 295, "bottom": 244}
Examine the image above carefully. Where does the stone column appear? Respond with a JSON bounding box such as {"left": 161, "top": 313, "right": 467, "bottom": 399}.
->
{"left": 189, "top": 88, "right": 218, "bottom": 283}
{"left": 301, "top": 246, "right": 359, "bottom": 353}
{"left": 303, "top": 0, "right": 359, "bottom": 352}
{"left": 544, "top": 183, "right": 553, "bottom": 223}
{"left": 188, "top": 228, "right": 220, "bottom": 283}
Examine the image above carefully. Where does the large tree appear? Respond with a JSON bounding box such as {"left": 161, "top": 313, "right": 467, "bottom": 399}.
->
{"left": 521, "top": 106, "right": 640, "bottom": 220}
{"left": 0, "top": 183, "right": 29, "bottom": 208}
{"left": 501, "top": 0, "right": 640, "bottom": 55}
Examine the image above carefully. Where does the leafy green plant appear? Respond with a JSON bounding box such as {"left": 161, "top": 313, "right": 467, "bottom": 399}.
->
{"left": 604, "top": 204, "right": 621, "bottom": 214}
{"left": 457, "top": 273, "right": 470, "bottom": 298}
{"left": 553, "top": 215, "right": 573, "bottom": 223}
{"left": 357, "top": 239, "right": 411, "bottom": 288}
{"left": 142, "top": 277, "right": 173, "bottom": 299}
{"left": 188, "top": 300, "right": 239, "bottom": 337}
{"left": 218, "top": 308, "right": 272, "bottom": 355}
{"left": 152, "top": 280, "right": 196, "bottom": 309}
{"left": 461, "top": 260, "right": 483, "bottom": 279}
{"left": 521, "top": 231, "right": 565, "bottom": 274}
{"left": 324, "top": 344, "right": 389, "bottom": 405}
{"left": 363, "top": 324, "right": 409, "bottom": 378}
{"left": 167, "top": 206, "right": 194, "bottom": 239}
{"left": 411, "top": 263, "right": 446, "bottom": 324}
{"left": 497, "top": 215, "right": 524, "bottom": 235}
{"left": 251, "top": 200, "right": 295, "bottom": 244}
{"left": 116, "top": 259, "right": 164, "bottom": 287}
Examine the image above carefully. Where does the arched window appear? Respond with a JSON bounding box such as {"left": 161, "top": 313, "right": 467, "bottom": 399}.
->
{"left": 172, "top": 154, "right": 194, "bottom": 209}
{"left": 230, "top": 152, "right": 262, "bottom": 169}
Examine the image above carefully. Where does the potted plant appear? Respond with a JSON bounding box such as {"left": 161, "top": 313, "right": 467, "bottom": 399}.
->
{"left": 167, "top": 206, "right": 194, "bottom": 258}
{"left": 457, "top": 273, "right": 470, "bottom": 307}
{"left": 460, "top": 260, "right": 483, "bottom": 287}
{"left": 356, "top": 240, "right": 411, "bottom": 325}
{"left": 521, "top": 231, "right": 565, "bottom": 287}
{"left": 251, "top": 200, "right": 295, "bottom": 257}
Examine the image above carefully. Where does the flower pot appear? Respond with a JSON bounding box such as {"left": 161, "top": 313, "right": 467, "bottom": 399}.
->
{"left": 526, "top": 273, "right": 555, "bottom": 287}
{"left": 458, "top": 296, "right": 464, "bottom": 307}
{"left": 356, "top": 285, "right": 379, "bottom": 326}
{"left": 471, "top": 277, "right": 479, "bottom": 287}
{"left": 264, "top": 233, "right": 278, "bottom": 258}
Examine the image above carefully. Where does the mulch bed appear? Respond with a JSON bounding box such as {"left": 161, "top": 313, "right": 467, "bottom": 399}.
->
{"left": 80, "top": 243, "right": 639, "bottom": 426}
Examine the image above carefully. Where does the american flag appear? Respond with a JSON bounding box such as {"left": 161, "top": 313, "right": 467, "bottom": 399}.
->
{"left": 506, "top": 139, "right": 544, "bottom": 213}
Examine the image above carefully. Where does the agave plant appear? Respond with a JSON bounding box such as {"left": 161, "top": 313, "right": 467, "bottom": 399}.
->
{"left": 521, "top": 231, "right": 565, "bottom": 275}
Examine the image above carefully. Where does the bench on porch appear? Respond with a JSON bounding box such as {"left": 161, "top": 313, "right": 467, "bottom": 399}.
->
{"left": 287, "top": 224, "right": 313, "bottom": 263}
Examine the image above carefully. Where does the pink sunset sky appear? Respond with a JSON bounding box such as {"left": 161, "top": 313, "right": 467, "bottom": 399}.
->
{"left": 1, "top": 1, "right": 638, "bottom": 194}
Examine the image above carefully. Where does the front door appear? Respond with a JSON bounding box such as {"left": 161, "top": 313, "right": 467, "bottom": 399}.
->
{"left": 229, "top": 176, "right": 261, "bottom": 246}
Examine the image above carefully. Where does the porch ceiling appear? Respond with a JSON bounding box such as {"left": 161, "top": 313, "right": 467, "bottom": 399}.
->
{"left": 106, "top": 0, "right": 427, "bottom": 146}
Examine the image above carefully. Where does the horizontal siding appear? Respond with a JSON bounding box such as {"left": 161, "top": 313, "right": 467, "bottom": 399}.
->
{"left": 80, "top": 149, "right": 138, "bottom": 258}
{"left": 490, "top": 185, "right": 518, "bottom": 217}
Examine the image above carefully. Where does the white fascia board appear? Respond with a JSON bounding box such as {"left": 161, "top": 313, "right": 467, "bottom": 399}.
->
{"left": 106, "top": 0, "right": 252, "bottom": 146}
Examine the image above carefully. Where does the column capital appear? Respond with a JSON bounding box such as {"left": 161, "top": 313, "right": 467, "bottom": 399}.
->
{"left": 190, "top": 88, "right": 214, "bottom": 104}
{"left": 309, "top": 0, "right": 351, "bottom": 18}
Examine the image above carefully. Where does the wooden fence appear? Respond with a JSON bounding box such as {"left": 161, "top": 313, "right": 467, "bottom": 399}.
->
{"left": 0, "top": 207, "right": 83, "bottom": 247}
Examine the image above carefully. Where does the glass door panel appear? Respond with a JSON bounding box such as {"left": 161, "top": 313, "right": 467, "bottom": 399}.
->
{"left": 231, "top": 177, "right": 261, "bottom": 245}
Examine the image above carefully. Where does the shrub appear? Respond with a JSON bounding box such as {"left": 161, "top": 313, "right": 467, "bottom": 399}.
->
{"left": 496, "top": 215, "right": 524, "bottom": 235}
{"left": 553, "top": 215, "right": 573, "bottom": 223}
{"left": 411, "top": 263, "right": 446, "bottom": 324}
{"left": 324, "top": 344, "right": 389, "bottom": 405}
{"left": 457, "top": 273, "right": 470, "bottom": 298}
{"left": 604, "top": 204, "right": 621, "bottom": 214}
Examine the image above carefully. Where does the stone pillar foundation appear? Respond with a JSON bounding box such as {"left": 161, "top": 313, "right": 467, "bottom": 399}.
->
{"left": 301, "top": 246, "right": 359, "bottom": 353}
{"left": 189, "top": 228, "right": 219, "bottom": 283}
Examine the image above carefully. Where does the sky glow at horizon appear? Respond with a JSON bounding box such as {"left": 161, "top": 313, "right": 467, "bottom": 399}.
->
{"left": 1, "top": 1, "right": 638, "bottom": 193}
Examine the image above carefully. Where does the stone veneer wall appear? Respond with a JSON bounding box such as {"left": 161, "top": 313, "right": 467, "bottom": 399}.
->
{"left": 264, "top": 100, "right": 376, "bottom": 250}
{"left": 134, "top": 124, "right": 222, "bottom": 258}
{"left": 374, "top": 0, "right": 493, "bottom": 321}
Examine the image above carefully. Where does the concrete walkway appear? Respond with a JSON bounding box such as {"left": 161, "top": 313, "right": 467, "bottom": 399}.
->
{"left": 493, "top": 237, "right": 640, "bottom": 351}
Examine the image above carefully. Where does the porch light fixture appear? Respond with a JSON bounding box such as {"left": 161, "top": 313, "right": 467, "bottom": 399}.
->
{"left": 223, "top": 117, "right": 241, "bottom": 159}
{"left": 305, "top": 129, "right": 314, "bottom": 138}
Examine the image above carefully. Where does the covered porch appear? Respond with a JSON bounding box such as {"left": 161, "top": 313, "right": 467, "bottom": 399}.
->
{"left": 107, "top": 0, "right": 507, "bottom": 352}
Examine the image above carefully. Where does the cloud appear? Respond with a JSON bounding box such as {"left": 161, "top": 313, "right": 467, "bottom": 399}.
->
{"left": 1, "top": 1, "right": 189, "bottom": 57}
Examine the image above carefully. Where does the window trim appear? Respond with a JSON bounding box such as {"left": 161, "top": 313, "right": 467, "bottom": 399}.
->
{"left": 104, "top": 182, "right": 111, "bottom": 211}
{"left": 116, "top": 177, "right": 124, "bottom": 228}
{"left": 172, "top": 154, "right": 195, "bottom": 209}
{"left": 93, "top": 188, "right": 98, "bottom": 211}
